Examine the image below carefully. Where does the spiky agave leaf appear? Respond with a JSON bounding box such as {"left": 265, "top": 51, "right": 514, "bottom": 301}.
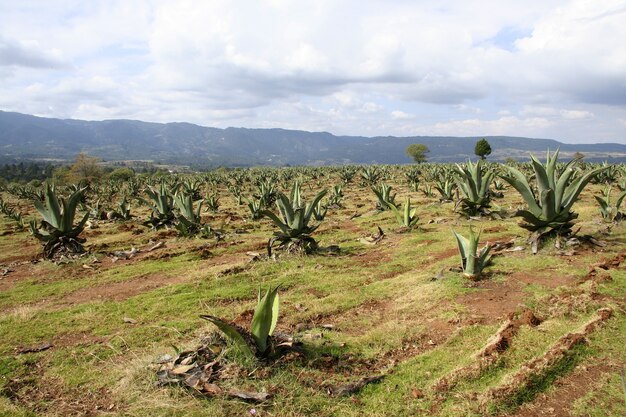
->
{"left": 250, "top": 285, "right": 280, "bottom": 354}
{"left": 390, "top": 197, "right": 419, "bottom": 228}
{"left": 453, "top": 227, "right": 490, "bottom": 279}
{"left": 33, "top": 183, "right": 62, "bottom": 229}
{"left": 303, "top": 189, "right": 327, "bottom": 224}
{"left": 199, "top": 315, "right": 254, "bottom": 358}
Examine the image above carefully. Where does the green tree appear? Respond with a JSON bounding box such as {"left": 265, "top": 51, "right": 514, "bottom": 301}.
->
{"left": 474, "top": 138, "right": 492, "bottom": 160}
{"left": 67, "top": 153, "right": 103, "bottom": 185}
{"left": 108, "top": 167, "right": 136, "bottom": 182}
{"left": 406, "top": 143, "right": 430, "bottom": 163}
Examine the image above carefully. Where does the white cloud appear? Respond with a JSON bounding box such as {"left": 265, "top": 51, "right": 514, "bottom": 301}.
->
{"left": 560, "top": 109, "right": 594, "bottom": 120}
{"left": 0, "top": 0, "right": 624, "bottom": 143}
{"left": 391, "top": 110, "right": 414, "bottom": 120}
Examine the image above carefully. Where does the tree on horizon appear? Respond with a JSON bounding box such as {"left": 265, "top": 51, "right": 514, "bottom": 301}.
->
{"left": 474, "top": 138, "right": 492, "bottom": 160}
{"left": 406, "top": 143, "right": 430, "bottom": 163}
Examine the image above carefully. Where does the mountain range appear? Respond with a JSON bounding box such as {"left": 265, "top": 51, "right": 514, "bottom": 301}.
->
{"left": 1, "top": 111, "right": 625, "bottom": 166}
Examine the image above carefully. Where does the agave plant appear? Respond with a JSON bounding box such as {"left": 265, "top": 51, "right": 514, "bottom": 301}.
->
{"left": 228, "top": 185, "right": 243, "bottom": 206}
{"left": 371, "top": 183, "right": 397, "bottom": 211}
{"left": 200, "top": 285, "right": 281, "bottom": 358}
{"left": 87, "top": 199, "right": 107, "bottom": 220}
{"left": 256, "top": 180, "right": 278, "bottom": 208}
{"left": 360, "top": 166, "right": 382, "bottom": 186}
{"left": 311, "top": 198, "right": 328, "bottom": 221}
{"left": 592, "top": 162, "right": 619, "bottom": 185}
{"left": 595, "top": 186, "right": 626, "bottom": 222}
{"left": 390, "top": 197, "right": 419, "bottom": 229}
{"left": 327, "top": 184, "right": 344, "bottom": 208}
{"left": 204, "top": 192, "right": 220, "bottom": 212}
{"left": 493, "top": 179, "right": 506, "bottom": 191}
{"left": 454, "top": 159, "right": 494, "bottom": 216}
{"left": 125, "top": 177, "right": 143, "bottom": 197}
{"left": 261, "top": 189, "right": 328, "bottom": 254}
{"left": 421, "top": 183, "right": 435, "bottom": 198}
{"left": 500, "top": 150, "right": 607, "bottom": 237}
{"left": 30, "top": 183, "right": 89, "bottom": 258}
{"left": 405, "top": 167, "right": 421, "bottom": 192}
{"left": 173, "top": 192, "right": 212, "bottom": 237}
{"left": 453, "top": 226, "right": 492, "bottom": 279}
{"left": 0, "top": 197, "right": 25, "bottom": 230}
{"left": 434, "top": 178, "right": 456, "bottom": 202}
{"left": 112, "top": 196, "right": 132, "bottom": 220}
{"left": 179, "top": 178, "right": 203, "bottom": 200}
{"left": 139, "top": 182, "right": 176, "bottom": 230}
{"left": 246, "top": 197, "right": 263, "bottom": 220}
{"left": 339, "top": 166, "right": 357, "bottom": 183}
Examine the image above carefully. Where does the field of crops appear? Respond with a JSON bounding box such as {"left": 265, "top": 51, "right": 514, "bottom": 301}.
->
{"left": 0, "top": 157, "right": 625, "bottom": 416}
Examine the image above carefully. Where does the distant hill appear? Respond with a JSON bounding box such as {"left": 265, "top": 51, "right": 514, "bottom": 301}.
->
{"left": 1, "top": 111, "right": 625, "bottom": 166}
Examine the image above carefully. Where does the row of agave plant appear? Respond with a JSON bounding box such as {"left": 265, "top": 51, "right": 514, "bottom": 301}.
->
{"left": 0, "top": 151, "right": 624, "bottom": 261}
{"left": 227, "top": 157, "right": 623, "bottom": 363}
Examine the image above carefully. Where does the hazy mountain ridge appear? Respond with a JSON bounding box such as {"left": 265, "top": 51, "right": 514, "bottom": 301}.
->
{"left": 1, "top": 111, "right": 625, "bottom": 166}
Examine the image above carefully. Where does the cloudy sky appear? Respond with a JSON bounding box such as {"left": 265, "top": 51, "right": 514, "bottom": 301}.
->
{"left": 1, "top": 0, "right": 625, "bottom": 144}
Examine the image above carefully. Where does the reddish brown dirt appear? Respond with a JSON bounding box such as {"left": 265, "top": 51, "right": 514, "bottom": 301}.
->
{"left": 331, "top": 220, "right": 363, "bottom": 234}
{"left": 508, "top": 271, "right": 573, "bottom": 288}
{"left": 457, "top": 270, "right": 578, "bottom": 324}
{"left": 353, "top": 248, "right": 392, "bottom": 267}
{"left": 512, "top": 363, "right": 616, "bottom": 417}
{"left": 3, "top": 373, "right": 119, "bottom": 417}
{"left": 0, "top": 251, "right": 37, "bottom": 264}
{"left": 54, "top": 273, "right": 187, "bottom": 306}
{"left": 0, "top": 263, "right": 38, "bottom": 292}
{"left": 378, "top": 318, "right": 456, "bottom": 366}
{"left": 457, "top": 279, "right": 526, "bottom": 324}
{"left": 430, "top": 247, "right": 459, "bottom": 262}
{"left": 232, "top": 309, "right": 254, "bottom": 328}
{"left": 482, "top": 225, "right": 507, "bottom": 233}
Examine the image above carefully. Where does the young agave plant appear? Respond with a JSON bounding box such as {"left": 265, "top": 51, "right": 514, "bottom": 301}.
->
{"left": 173, "top": 192, "right": 212, "bottom": 237}
{"left": 371, "top": 182, "right": 397, "bottom": 211}
{"left": 204, "top": 192, "right": 220, "bottom": 212}
{"left": 179, "top": 178, "right": 202, "bottom": 200}
{"left": 360, "top": 166, "right": 382, "bottom": 185}
{"left": 246, "top": 197, "right": 263, "bottom": 220}
{"left": 454, "top": 159, "right": 494, "bottom": 216}
{"left": 139, "top": 182, "right": 176, "bottom": 230}
{"left": 594, "top": 186, "right": 626, "bottom": 222}
{"left": 261, "top": 189, "right": 328, "bottom": 254}
{"left": 339, "top": 166, "right": 357, "bottom": 184}
{"left": 200, "top": 285, "right": 280, "bottom": 358}
{"left": 500, "top": 150, "right": 608, "bottom": 236}
{"left": 311, "top": 198, "right": 328, "bottom": 221}
{"left": 390, "top": 197, "right": 419, "bottom": 229}
{"left": 30, "top": 183, "right": 89, "bottom": 258}
{"left": 405, "top": 168, "right": 421, "bottom": 192}
{"left": 453, "top": 227, "right": 492, "bottom": 279}
{"left": 228, "top": 186, "right": 243, "bottom": 206}
{"left": 421, "top": 184, "right": 435, "bottom": 198}
{"left": 88, "top": 199, "right": 107, "bottom": 220}
{"left": 327, "top": 184, "right": 344, "bottom": 208}
{"left": 256, "top": 180, "right": 278, "bottom": 208}
{"left": 113, "top": 196, "right": 132, "bottom": 220}
{"left": 434, "top": 178, "right": 456, "bottom": 202}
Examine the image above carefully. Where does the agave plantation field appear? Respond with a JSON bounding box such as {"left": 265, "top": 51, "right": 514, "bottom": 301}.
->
{"left": 0, "top": 155, "right": 625, "bottom": 416}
